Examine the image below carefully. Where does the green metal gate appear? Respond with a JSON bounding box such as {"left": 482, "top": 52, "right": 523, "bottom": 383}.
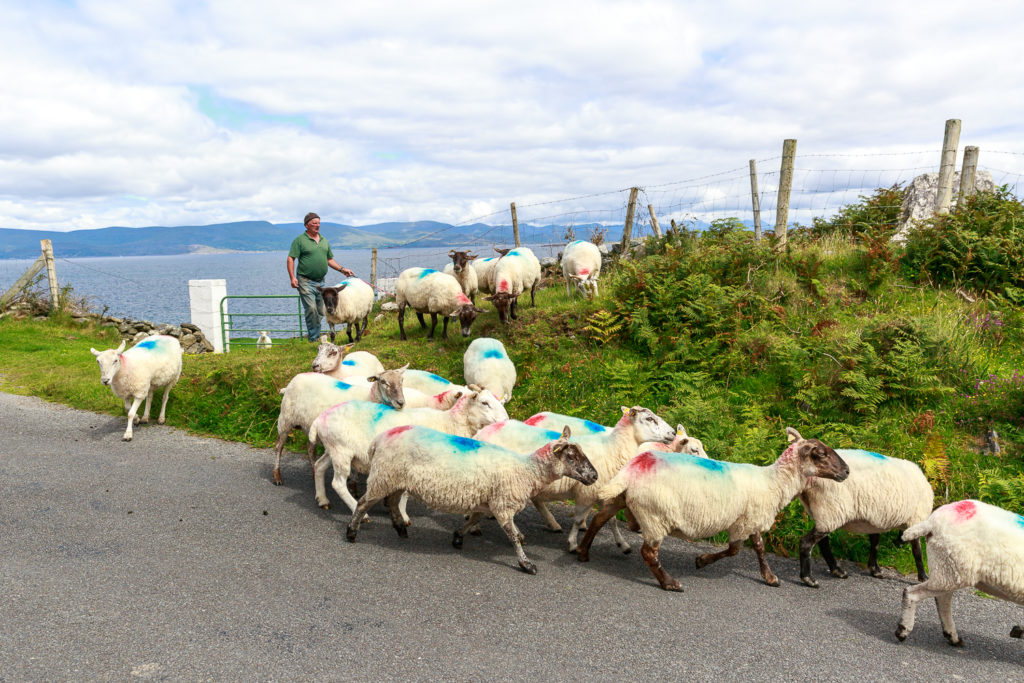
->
{"left": 219, "top": 294, "right": 304, "bottom": 350}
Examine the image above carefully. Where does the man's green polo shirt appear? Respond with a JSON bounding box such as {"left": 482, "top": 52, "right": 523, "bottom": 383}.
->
{"left": 288, "top": 232, "right": 334, "bottom": 281}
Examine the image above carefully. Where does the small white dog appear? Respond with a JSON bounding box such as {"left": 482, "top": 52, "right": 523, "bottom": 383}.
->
{"left": 256, "top": 331, "right": 273, "bottom": 350}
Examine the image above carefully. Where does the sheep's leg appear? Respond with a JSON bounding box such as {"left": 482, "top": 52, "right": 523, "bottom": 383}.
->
{"left": 818, "top": 535, "right": 848, "bottom": 579}
{"left": 326, "top": 457, "right": 364, "bottom": 518}
{"left": 123, "top": 397, "right": 131, "bottom": 413}
{"left": 867, "top": 533, "right": 884, "bottom": 578}
{"left": 157, "top": 385, "right": 172, "bottom": 425}
{"left": 530, "top": 280, "right": 538, "bottom": 306}
{"left": 453, "top": 512, "right": 486, "bottom": 549}
{"left": 312, "top": 453, "right": 333, "bottom": 508}
{"left": 122, "top": 396, "right": 145, "bottom": 441}
{"left": 359, "top": 315, "right": 368, "bottom": 338}
{"left": 1010, "top": 625, "right": 1023, "bottom": 639}
{"left": 895, "top": 582, "right": 951, "bottom": 643}
{"left": 575, "top": 497, "right": 624, "bottom": 562}
{"left": 140, "top": 389, "right": 153, "bottom": 423}
{"left": 385, "top": 491, "right": 408, "bottom": 538}
{"left": 751, "top": 532, "right": 780, "bottom": 587}
{"left": 345, "top": 324, "right": 353, "bottom": 344}
{"left": 590, "top": 281, "right": 598, "bottom": 300}
{"left": 398, "top": 305, "right": 408, "bottom": 340}
{"left": 641, "top": 539, "right": 681, "bottom": 591}
{"left": 935, "top": 591, "right": 962, "bottom": 646}
{"left": 565, "top": 279, "right": 572, "bottom": 297}
{"left": 272, "top": 425, "right": 291, "bottom": 485}
{"left": 608, "top": 518, "right": 632, "bottom": 555}
{"left": 415, "top": 311, "right": 427, "bottom": 329}
{"left": 533, "top": 499, "right": 562, "bottom": 532}
{"left": 910, "top": 538, "right": 928, "bottom": 581}
{"left": 695, "top": 539, "right": 742, "bottom": 569}
{"left": 799, "top": 529, "right": 830, "bottom": 588}
{"left": 510, "top": 297, "right": 519, "bottom": 320}
{"left": 427, "top": 313, "right": 438, "bottom": 340}
{"left": 346, "top": 493, "right": 386, "bottom": 542}
{"left": 493, "top": 509, "right": 536, "bottom": 574}
{"left": 441, "top": 316, "right": 449, "bottom": 339}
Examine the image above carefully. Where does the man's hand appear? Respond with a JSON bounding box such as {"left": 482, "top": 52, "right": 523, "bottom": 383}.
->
{"left": 290, "top": 277, "right": 299, "bottom": 289}
{"left": 339, "top": 267, "right": 355, "bottom": 278}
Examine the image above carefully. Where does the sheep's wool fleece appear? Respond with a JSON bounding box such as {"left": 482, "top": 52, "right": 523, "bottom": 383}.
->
{"left": 111, "top": 335, "right": 182, "bottom": 398}
{"left": 463, "top": 337, "right": 516, "bottom": 399}
{"left": 800, "top": 449, "right": 934, "bottom": 534}
{"left": 396, "top": 268, "right": 469, "bottom": 316}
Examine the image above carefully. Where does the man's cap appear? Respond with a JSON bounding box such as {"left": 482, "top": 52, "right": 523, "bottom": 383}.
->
{"left": 304, "top": 212, "right": 320, "bottom": 226}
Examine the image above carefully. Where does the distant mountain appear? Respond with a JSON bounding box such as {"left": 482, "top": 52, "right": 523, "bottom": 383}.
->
{"left": 0, "top": 220, "right": 631, "bottom": 259}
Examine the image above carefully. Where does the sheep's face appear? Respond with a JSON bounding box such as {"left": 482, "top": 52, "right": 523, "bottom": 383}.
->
{"left": 786, "top": 428, "right": 849, "bottom": 482}
{"left": 451, "top": 303, "right": 484, "bottom": 336}
{"left": 90, "top": 340, "right": 126, "bottom": 386}
{"left": 624, "top": 406, "right": 676, "bottom": 444}
{"left": 311, "top": 341, "right": 354, "bottom": 373}
{"left": 449, "top": 250, "right": 476, "bottom": 275}
{"left": 369, "top": 365, "right": 408, "bottom": 409}
{"left": 551, "top": 428, "right": 598, "bottom": 485}
{"left": 463, "top": 389, "right": 510, "bottom": 431}
{"left": 317, "top": 284, "right": 345, "bottom": 315}
{"left": 485, "top": 293, "right": 513, "bottom": 324}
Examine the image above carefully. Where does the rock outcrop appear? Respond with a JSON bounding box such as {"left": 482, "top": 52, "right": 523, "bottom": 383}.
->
{"left": 893, "top": 169, "right": 996, "bottom": 242}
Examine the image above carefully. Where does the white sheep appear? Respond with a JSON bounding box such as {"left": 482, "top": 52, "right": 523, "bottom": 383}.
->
{"left": 463, "top": 337, "right": 516, "bottom": 402}
{"left": 272, "top": 367, "right": 409, "bottom": 485}
{"left": 442, "top": 249, "right": 479, "bottom": 303}
{"left": 895, "top": 499, "right": 1024, "bottom": 647}
{"left": 486, "top": 247, "right": 542, "bottom": 324}
{"left": 575, "top": 428, "right": 850, "bottom": 591}
{"left": 395, "top": 267, "right": 485, "bottom": 340}
{"left": 798, "top": 448, "right": 933, "bottom": 588}
{"left": 401, "top": 368, "right": 469, "bottom": 397}
{"left": 473, "top": 406, "right": 676, "bottom": 552}
{"left": 309, "top": 389, "right": 509, "bottom": 515}
{"left": 473, "top": 256, "right": 499, "bottom": 295}
{"left": 561, "top": 240, "right": 602, "bottom": 299}
{"left": 310, "top": 340, "right": 384, "bottom": 379}
{"left": 524, "top": 411, "right": 611, "bottom": 435}
{"left": 318, "top": 278, "right": 374, "bottom": 344}
{"left": 256, "top": 331, "right": 272, "bottom": 350}
{"left": 637, "top": 425, "right": 709, "bottom": 459}
{"left": 345, "top": 425, "right": 598, "bottom": 574}
{"left": 90, "top": 335, "right": 183, "bottom": 441}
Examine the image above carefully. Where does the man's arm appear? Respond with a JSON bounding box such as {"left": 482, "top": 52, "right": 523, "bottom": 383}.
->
{"left": 328, "top": 258, "right": 355, "bottom": 278}
{"left": 287, "top": 255, "right": 299, "bottom": 288}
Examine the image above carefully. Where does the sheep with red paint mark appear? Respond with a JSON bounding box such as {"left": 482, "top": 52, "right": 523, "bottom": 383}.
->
{"left": 399, "top": 368, "right": 469, "bottom": 398}
{"left": 473, "top": 256, "right": 499, "bottom": 295}
{"left": 896, "top": 499, "right": 1024, "bottom": 647}
{"left": 576, "top": 427, "right": 849, "bottom": 591}
{"left": 346, "top": 425, "right": 597, "bottom": 574}
{"left": 442, "top": 249, "right": 479, "bottom": 303}
{"left": 317, "top": 277, "right": 374, "bottom": 343}
{"left": 90, "top": 335, "right": 183, "bottom": 441}
{"left": 485, "top": 247, "right": 542, "bottom": 324}
{"left": 561, "top": 239, "right": 602, "bottom": 299}
{"left": 311, "top": 340, "right": 385, "bottom": 379}
{"left": 395, "top": 267, "right": 485, "bottom": 340}
{"left": 463, "top": 337, "right": 516, "bottom": 403}
{"left": 798, "top": 448, "right": 933, "bottom": 588}
{"left": 524, "top": 412, "right": 612, "bottom": 435}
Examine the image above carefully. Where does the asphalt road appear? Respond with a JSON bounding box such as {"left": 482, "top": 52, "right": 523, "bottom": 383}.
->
{"left": 1, "top": 392, "right": 1021, "bottom": 681}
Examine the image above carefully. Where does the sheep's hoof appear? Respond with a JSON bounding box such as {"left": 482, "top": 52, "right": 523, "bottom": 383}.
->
{"left": 661, "top": 580, "right": 683, "bottom": 592}
{"left": 943, "top": 631, "right": 964, "bottom": 647}
{"left": 895, "top": 626, "right": 908, "bottom": 642}
{"left": 917, "top": 572, "right": 929, "bottom": 582}
{"left": 695, "top": 556, "right": 708, "bottom": 569}
{"left": 469, "top": 527, "right": 482, "bottom": 536}
{"left": 543, "top": 525, "right": 562, "bottom": 533}
{"left": 122, "top": 435, "right": 133, "bottom": 442}
{"left": 319, "top": 503, "right": 330, "bottom": 510}
{"left": 831, "top": 567, "right": 849, "bottom": 579}
{"left": 140, "top": 416, "right": 150, "bottom": 424}
{"left": 345, "top": 527, "right": 358, "bottom": 543}
{"left": 619, "top": 544, "right": 632, "bottom": 555}
{"left": 157, "top": 417, "right": 165, "bottom": 425}
{"left": 272, "top": 470, "right": 283, "bottom": 486}
{"left": 869, "top": 567, "right": 883, "bottom": 579}
{"left": 393, "top": 521, "right": 408, "bottom": 538}
{"left": 518, "top": 561, "right": 537, "bottom": 575}
{"left": 576, "top": 550, "right": 590, "bottom": 563}
{"left": 801, "top": 576, "right": 820, "bottom": 589}
{"left": 452, "top": 532, "right": 464, "bottom": 549}
{"left": 765, "top": 576, "right": 780, "bottom": 587}
{"left": 566, "top": 544, "right": 578, "bottom": 554}
{"left": 1010, "top": 625, "right": 1023, "bottom": 639}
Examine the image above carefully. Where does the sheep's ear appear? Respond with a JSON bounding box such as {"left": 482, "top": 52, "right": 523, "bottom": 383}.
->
{"left": 397, "top": 363, "right": 410, "bottom": 372}
{"left": 116, "top": 339, "right": 126, "bottom": 353}
{"left": 468, "top": 253, "right": 478, "bottom": 260}
{"left": 467, "top": 383, "right": 482, "bottom": 391}
{"left": 473, "top": 306, "right": 486, "bottom": 313}
{"left": 786, "top": 427, "right": 803, "bottom": 444}
{"left": 620, "top": 406, "right": 629, "bottom": 415}
{"left": 449, "top": 311, "right": 459, "bottom": 318}
{"left": 338, "top": 283, "right": 348, "bottom": 291}
{"left": 451, "top": 390, "right": 464, "bottom": 400}
{"left": 448, "top": 250, "right": 456, "bottom": 257}
{"left": 316, "top": 285, "right": 324, "bottom": 292}
{"left": 560, "top": 425, "right": 572, "bottom": 440}
{"left": 368, "top": 374, "right": 380, "bottom": 383}
{"left": 90, "top": 348, "right": 100, "bottom": 357}
{"left": 341, "top": 343, "right": 355, "bottom": 354}
{"left": 676, "top": 424, "right": 687, "bottom": 438}
{"left": 673, "top": 438, "right": 688, "bottom": 453}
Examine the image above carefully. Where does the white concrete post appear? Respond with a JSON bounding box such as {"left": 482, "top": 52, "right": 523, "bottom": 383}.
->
{"left": 189, "top": 279, "right": 228, "bottom": 353}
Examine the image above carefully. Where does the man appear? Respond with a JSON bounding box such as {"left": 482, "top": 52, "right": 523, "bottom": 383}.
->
{"left": 287, "top": 212, "right": 355, "bottom": 342}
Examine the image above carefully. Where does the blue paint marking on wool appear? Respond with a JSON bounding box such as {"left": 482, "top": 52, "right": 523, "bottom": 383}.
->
{"left": 446, "top": 434, "right": 484, "bottom": 452}
{"left": 426, "top": 372, "right": 451, "bottom": 384}
{"left": 365, "top": 402, "right": 397, "bottom": 422}
{"left": 135, "top": 339, "right": 158, "bottom": 350}
{"left": 543, "top": 429, "right": 562, "bottom": 440}
{"left": 582, "top": 420, "right": 606, "bottom": 433}
{"left": 1015, "top": 513, "right": 1024, "bottom": 529}
{"left": 861, "top": 450, "right": 888, "bottom": 460}
{"left": 481, "top": 349, "right": 504, "bottom": 359}
{"left": 668, "top": 452, "right": 727, "bottom": 472}
{"left": 333, "top": 380, "right": 352, "bottom": 390}
{"left": 417, "top": 268, "right": 437, "bottom": 279}
{"left": 341, "top": 359, "right": 356, "bottom": 366}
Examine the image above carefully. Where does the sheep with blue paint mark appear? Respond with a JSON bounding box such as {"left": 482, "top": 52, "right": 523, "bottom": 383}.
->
{"left": 311, "top": 340, "right": 385, "bottom": 379}
{"left": 346, "top": 425, "right": 597, "bottom": 574}
{"left": 473, "top": 256, "right": 499, "bottom": 296}
{"left": 798, "top": 448, "right": 933, "bottom": 588}
{"left": 896, "top": 499, "right": 1024, "bottom": 646}
{"left": 473, "top": 407, "right": 675, "bottom": 552}
{"left": 463, "top": 337, "right": 516, "bottom": 402}
{"left": 90, "top": 335, "right": 183, "bottom": 441}
{"left": 317, "top": 278, "right": 375, "bottom": 344}
{"left": 309, "top": 389, "right": 509, "bottom": 516}
{"left": 400, "top": 368, "right": 469, "bottom": 397}
{"left": 486, "top": 247, "right": 542, "bottom": 324}
{"left": 576, "top": 428, "right": 849, "bottom": 591}
{"left": 561, "top": 240, "right": 602, "bottom": 299}
{"left": 442, "top": 250, "right": 479, "bottom": 303}
{"left": 395, "top": 267, "right": 484, "bottom": 340}
{"left": 524, "top": 412, "right": 611, "bottom": 435}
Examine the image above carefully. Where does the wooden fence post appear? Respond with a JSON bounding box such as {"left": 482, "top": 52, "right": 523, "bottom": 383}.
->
{"left": 370, "top": 247, "right": 378, "bottom": 293}
{"left": 510, "top": 202, "right": 520, "bottom": 247}
{"left": 620, "top": 187, "right": 639, "bottom": 253}
{"left": 0, "top": 254, "right": 46, "bottom": 308}
{"left": 935, "top": 118, "right": 962, "bottom": 215}
{"left": 775, "top": 139, "right": 797, "bottom": 247}
{"left": 749, "top": 159, "right": 762, "bottom": 241}
{"left": 41, "top": 239, "right": 58, "bottom": 309}
{"left": 647, "top": 205, "right": 662, "bottom": 237}
{"left": 958, "top": 145, "right": 979, "bottom": 205}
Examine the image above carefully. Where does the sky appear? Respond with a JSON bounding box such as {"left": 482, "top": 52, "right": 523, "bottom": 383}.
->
{"left": 2, "top": 0, "right": 1023, "bottom": 233}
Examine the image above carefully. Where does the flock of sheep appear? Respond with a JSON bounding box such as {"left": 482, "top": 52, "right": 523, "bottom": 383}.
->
{"left": 86, "top": 242, "right": 1023, "bottom": 651}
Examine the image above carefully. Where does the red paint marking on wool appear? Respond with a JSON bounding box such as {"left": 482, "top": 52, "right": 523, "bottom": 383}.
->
{"left": 777, "top": 444, "right": 797, "bottom": 463}
{"left": 456, "top": 293, "right": 470, "bottom": 305}
{"left": 524, "top": 415, "right": 545, "bottom": 426}
{"left": 950, "top": 500, "right": 977, "bottom": 523}
{"left": 534, "top": 443, "right": 553, "bottom": 460}
{"left": 578, "top": 268, "right": 590, "bottom": 276}
{"left": 629, "top": 451, "right": 659, "bottom": 475}
{"left": 385, "top": 425, "right": 414, "bottom": 439}
{"left": 498, "top": 280, "right": 510, "bottom": 292}
{"left": 616, "top": 412, "right": 631, "bottom": 427}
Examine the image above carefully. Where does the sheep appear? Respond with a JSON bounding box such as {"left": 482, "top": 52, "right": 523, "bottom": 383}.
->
{"left": 575, "top": 427, "right": 850, "bottom": 591}
{"left": 310, "top": 340, "right": 384, "bottom": 379}
{"left": 473, "top": 256, "right": 499, "bottom": 295}
{"left": 401, "top": 368, "right": 469, "bottom": 397}
{"left": 524, "top": 411, "right": 611, "bottom": 435}
{"left": 271, "top": 367, "right": 408, "bottom": 485}
{"left": 345, "top": 425, "right": 598, "bottom": 574}
{"left": 895, "top": 499, "right": 1024, "bottom": 647}
{"left": 318, "top": 278, "right": 374, "bottom": 344}
{"left": 473, "top": 406, "right": 676, "bottom": 552}
{"left": 485, "top": 247, "right": 542, "bottom": 324}
{"left": 442, "top": 249, "right": 479, "bottom": 303}
{"left": 309, "top": 389, "right": 509, "bottom": 515}
{"left": 798, "top": 448, "right": 933, "bottom": 588}
{"left": 463, "top": 337, "right": 516, "bottom": 402}
{"left": 637, "top": 425, "right": 708, "bottom": 459}
{"left": 395, "top": 267, "right": 485, "bottom": 340}
{"left": 256, "top": 331, "right": 272, "bottom": 350}
{"left": 90, "top": 335, "right": 183, "bottom": 441}
{"left": 561, "top": 239, "right": 602, "bottom": 299}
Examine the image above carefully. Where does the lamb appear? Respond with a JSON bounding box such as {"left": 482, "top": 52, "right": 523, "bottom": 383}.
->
{"left": 442, "top": 250, "right": 479, "bottom": 303}
{"left": 318, "top": 277, "right": 374, "bottom": 343}
{"left": 575, "top": 428, "right": 849, "bottom": 591}
{"left": 345, "top": 425, "right": 598, "bottom": 574}
{"left": 473, "top": 256, "right": 500, "bottom": 295}
{"left": 310, "top": 340, "right": 385, "bottom": 379}
{"left": 895, "top": 499, "right": 1024, "bottom": 646}
{"left": 256, "top": 331, "right": 272, "bottom": 350}
{"left": 473, "top": 406, "right": 676, "bottom": 552}
{"left": 463, "top": 337, "right": 516, "bottom": 402}
{"left": 637, "top": 425, "right": 708, "bottom": 458}
{"left": 90, "top": 335, "right": 183, "bottom": 441}
{"left": 798, "top": 448, "right": 933, "bottom": 588}
{"left": 561, "top": 239, "right": 602, "bottom": 299}
{"left": 395, "top": 267, "right": 485, "bottom": 340}
{"left": 485, "top": 247, "right": 542, "bottom": 324}
{"left": 272, "top": 367, "right": 409, "bottom": 485}
{"left": 524, "top": 411, "right": 611, "bottom": 435}
{"left": 308, "top": 389, "right": 509, "bottom": 515}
